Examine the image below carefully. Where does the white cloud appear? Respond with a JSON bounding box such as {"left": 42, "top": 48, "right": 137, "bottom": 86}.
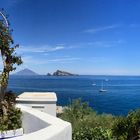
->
{"left": 17, "top": 40, "right": 124, "bottom": 56}
{"left": 49, "top": 46, "right": 65, "bottom": 52}
{"left": 84, "top": 24, "right": 121, "bottom": 33}
{"left": 84, "top": 23, "right": 140, "bottom": 34}
{"left": 47, "top": 57, "right": 81, "bottom": 63}
{"left": 21, "top": 55, "right": 81, "bottom": 66}
{"left": 67, "top": 40, "right": 125, "bottom": 49}
{"left": 129, "top": 23, "right": 140, "bottom": 28}
{"left": 17, "top": 45, "right": 65, "bottom": 54}
{"left": 87, "top": 40, "right": 125, "bottom": 48}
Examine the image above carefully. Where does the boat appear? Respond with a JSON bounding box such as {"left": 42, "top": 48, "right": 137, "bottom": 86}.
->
{"left": 92, "top": 82, "right": 96, "bottom": 86}
{"left": 99, "top": 89, "right": 107, "bottom": 92}
{"left": 99, "top": 80, "right": 107, "bottom": 92}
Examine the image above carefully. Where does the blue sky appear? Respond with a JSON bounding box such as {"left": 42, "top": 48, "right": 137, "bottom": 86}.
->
{"left": 1, "top": 0, "right": 140, "bottom": 75}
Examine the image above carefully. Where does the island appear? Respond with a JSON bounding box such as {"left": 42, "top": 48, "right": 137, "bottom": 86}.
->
{"left": 47, "top": 70, "right": 78, "bottom": 76}
{"left": 47, "top": 73, "right": 52, "bottom": 76}
{"left": 13, "top": 68, "right": 39, "bottom": 76}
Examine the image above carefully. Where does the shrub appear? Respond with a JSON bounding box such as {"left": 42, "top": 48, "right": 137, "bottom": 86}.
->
{"left": 60, "top": 99, "right": 140, "bottom": 140}
{"left": 0, "top": 106, "right": 22, "bottom": 131}
{"left": 0, "top": 91, "right": 22, "bottom": 131}
{"left": 59, "top": 98, "right": 93, "bottom": 129}
{"left": 112, "top": 109, "right": 140, "bottom": 140}
{"left": 59, "top": 99, "right": 115, "bottom": 140}
{"left": 73, "top": 127, "right": 113, "bottom": 140}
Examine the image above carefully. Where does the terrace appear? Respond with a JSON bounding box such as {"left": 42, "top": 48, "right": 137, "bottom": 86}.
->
{"left": 6, "top": 92, "right": 72, "bottom": 140}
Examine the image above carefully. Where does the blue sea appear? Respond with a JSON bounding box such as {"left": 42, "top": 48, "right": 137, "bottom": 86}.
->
{"left": 8, "top": 75, "right": 140, "bottom": 116}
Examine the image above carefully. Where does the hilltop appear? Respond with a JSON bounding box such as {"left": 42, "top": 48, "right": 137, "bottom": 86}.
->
{"left": 14, "top": 68, "right": 39, "bottom": 76}
{"left": 47, "top": 70, "right": 78, "bottom": 76}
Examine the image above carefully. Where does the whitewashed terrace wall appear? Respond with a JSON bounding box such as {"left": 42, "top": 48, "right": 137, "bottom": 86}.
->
{"left": 9, "top": 105, "right": 72, "bottom": 140}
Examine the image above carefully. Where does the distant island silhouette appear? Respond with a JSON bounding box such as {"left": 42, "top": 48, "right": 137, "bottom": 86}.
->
{"left": 13, "top": 69, "right": 78, "bottom": 76}
{"left": 47, "top": 70, "right": 78, "bottom": 76}
{"left": 14, "top": 68, "right": 39, "bottom": 76}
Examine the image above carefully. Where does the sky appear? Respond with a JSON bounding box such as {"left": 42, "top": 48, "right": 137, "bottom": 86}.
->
{"left": 1, "top": 0, "right": 140, "bottom": 75}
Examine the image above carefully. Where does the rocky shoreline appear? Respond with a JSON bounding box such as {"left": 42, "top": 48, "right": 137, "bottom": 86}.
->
{"left": 47, "top": 70, "right": 78, "bottom": 76}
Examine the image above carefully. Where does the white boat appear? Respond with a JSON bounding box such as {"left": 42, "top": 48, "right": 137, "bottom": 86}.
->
{"left": 99, "top": 80, "right": 107, "bottom": 92}
{"left": 99, "top": 89, "right": 107, "bottom": 92}
{"left": 92, "top": 83, "right": 96, "bottom": 86}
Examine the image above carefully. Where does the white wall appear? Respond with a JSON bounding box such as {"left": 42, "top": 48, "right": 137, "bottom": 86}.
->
{"left": 9, "top": 105, "right": 72, "bottom": 140}
{"left": 16, "top": 92, "right": 57, "bottom": 116}
{"left": 17, "top": 101, "right": 56, "bottom": 116}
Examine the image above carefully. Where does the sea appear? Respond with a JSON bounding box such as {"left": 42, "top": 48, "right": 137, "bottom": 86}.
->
{"left": 8, "top": 75, "right": 140, "bottom": 116}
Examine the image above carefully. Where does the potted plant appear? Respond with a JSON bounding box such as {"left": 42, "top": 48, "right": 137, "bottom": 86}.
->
{"left": 0, "top": 9, "right": 23, "bottom": 139}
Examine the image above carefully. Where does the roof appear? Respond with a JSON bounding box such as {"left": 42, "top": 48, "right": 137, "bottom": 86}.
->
{"left": 16, "top": 92, "right": 57, "bottom": 102}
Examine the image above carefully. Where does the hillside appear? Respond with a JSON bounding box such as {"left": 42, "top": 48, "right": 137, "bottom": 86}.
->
{"left": 14, "top": 68, "right": 39, "bottom": 76}
{"left": 52, "top": 70, "right": 78, "bottom": 76}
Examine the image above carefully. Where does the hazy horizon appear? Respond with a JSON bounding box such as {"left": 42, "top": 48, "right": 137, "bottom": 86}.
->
{"left": 11, "top": 68, "right": 140, "bottom": 76}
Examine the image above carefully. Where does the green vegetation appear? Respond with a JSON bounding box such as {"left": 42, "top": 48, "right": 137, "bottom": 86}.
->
{"left": 112, "top": 110, "right": 140, "bottom": 140}
{"left": 0, "top": 91, "right": 22, "bottom": 131}
{"left": 0, "top": 10, "right": 22, "bottom": 131}
{"left": 59, "top": 99, "right": 140, "bottom": 140}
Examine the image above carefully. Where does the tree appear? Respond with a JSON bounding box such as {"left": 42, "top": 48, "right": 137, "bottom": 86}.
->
{"left": 0, "top": 10, "right": 22, "bottom": 115}
{"left": 112, "top": 110, "right": 140, "bottom": 140}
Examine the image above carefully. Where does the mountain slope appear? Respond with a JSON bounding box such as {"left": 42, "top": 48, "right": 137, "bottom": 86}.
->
{"left": 14, "top": 68, "right": 39, "bottom": 75}
{"left": 53, "top": 70, "right": 78, "bottom": 76}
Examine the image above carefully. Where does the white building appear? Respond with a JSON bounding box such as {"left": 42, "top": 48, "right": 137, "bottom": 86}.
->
{"left": 16, "top": 92, "right": 57, "bottom": 116}
{"left": 13, "top": 92, "right": 72, "bottom": 140}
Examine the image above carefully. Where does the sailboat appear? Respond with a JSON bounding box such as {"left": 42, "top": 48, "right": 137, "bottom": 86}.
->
{"left": 92, "top": 82, "right": 96, "bottom": 86}
{"left": 99, "top": 80, "right": 107, "bottom": 92}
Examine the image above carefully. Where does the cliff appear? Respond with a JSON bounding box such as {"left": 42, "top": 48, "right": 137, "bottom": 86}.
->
{"left": 52, "top": 70, "right": 78, "bottom": 76}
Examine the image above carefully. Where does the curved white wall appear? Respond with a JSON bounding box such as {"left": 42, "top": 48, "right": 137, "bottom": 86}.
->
{"left": 9, "top": 105, "right": 72, "bottom": 140}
